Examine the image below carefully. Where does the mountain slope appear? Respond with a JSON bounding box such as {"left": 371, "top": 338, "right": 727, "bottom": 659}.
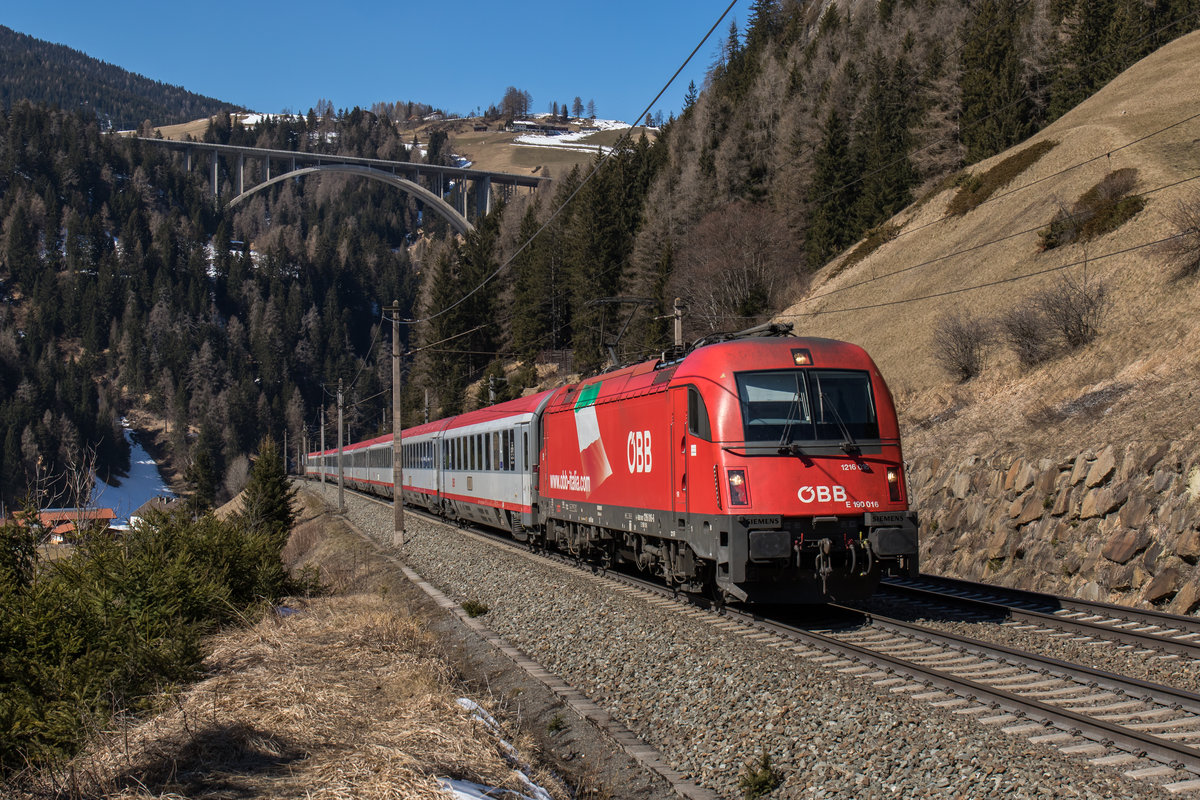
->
{"left": 0, "top": 25, "right": 237, "bottom": 128}
{"left": 780, "top": 31, "right": 1200, "bottom": 608}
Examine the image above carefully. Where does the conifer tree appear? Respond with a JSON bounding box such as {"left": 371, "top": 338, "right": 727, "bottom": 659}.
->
{"left": 238, "top": 436, "right": 297, "bottom": 540}
{"left": 851, "top": 55, "right": 918, "bottom": 229}
{"left": 804, "top": 109, "right": 859, "bottom": 269}
{"left": 960, "top": 0, "right": 1036, "bottom": 163}
{"left": 510, "top": 201, "right": 552, "bottom": 359}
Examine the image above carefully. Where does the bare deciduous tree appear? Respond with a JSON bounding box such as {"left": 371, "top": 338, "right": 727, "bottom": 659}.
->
{"left": 933, "top": 309, "right": 991, "bottom": 382}
{"left": 669, "top": 201, "right": 803, "bottom": 338}
{"left": 997, "top": 303, "right": 1053, "bottom": 367}
{"left": 1161, "top": 193, "right": 1200, "bottom": 280}
{"left": 1038, "top": 269, "right": 1108, "bottom": 348}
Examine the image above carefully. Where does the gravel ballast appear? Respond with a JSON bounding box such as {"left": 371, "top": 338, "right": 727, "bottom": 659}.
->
{"left": 312, "top": 483, "right": 1173, "bottom": 799}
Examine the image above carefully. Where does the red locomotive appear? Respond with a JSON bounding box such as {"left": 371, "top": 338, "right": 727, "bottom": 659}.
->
{"left": 307, "top": 324, "right": 918, "bottom": 603}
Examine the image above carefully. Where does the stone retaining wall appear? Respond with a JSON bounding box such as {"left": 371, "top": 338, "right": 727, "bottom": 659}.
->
{"left": 909, "top": 440, "right": 1200, "bottom": 613}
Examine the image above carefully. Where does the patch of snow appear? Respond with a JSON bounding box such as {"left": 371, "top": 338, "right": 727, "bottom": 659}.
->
{"left": 446, "top": 699, "right": 555, "bottom": 800}
{"left": 584, "top": 118, "right": 628, "bottom": 132}
{"left": 511, "top": 118, "right": 642, "bottom": 157}
{"left": 440, "top": 778, "right": 541, "bottom": 800}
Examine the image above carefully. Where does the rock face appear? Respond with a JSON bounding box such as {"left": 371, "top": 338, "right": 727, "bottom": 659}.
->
{"left": 910, "top": 439, "right": 1200, "bottom": 614}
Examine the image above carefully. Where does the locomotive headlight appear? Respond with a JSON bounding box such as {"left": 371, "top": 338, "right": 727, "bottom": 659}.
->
{"left": 791, "top": 348, "right": 813, "bottom": 366}
{"left": 727, "top": 469, "right": 750, "bottom": 506}
{"left": 886, "top": 467, "right": 902, "bottom": 502}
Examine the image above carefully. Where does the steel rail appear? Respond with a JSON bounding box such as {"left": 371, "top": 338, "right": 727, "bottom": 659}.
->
{"left": 885, "top": 574, "right": 1200, "bottom": 655}
{"left": 833, "top": 607, "right": 1200, "bottom": 715}
{"left": 879, "top": 579, "right": 1200, "bottom": 658}
{"left": 315, "top": 482, "right": 1200, "bottom": 775}
{"left": 742, "top": 608, "right": 1200, "bottom": 774}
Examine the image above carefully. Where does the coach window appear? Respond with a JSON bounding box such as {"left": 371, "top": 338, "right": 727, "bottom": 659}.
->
{"left": 492, "top": 432, "right": 500, "bottom": 472}
{"left": 484, "top": 434, "right": 491, "bottom": 471}
{"left": 524, "top": 431, "right": 529, "bottom": 471}
{"left": 688, "top": 387, "right": 713, "bottom": 441}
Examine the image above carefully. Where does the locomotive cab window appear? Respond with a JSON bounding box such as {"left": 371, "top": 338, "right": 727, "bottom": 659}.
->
{"left": 736, "top": 369, "right": 878, "bottom": 444}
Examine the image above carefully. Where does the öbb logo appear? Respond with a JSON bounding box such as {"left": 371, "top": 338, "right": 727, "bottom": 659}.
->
{"left": 798, "top": 485, "right": 846, "bottom": 503}
{"left": 626, "top": 430, "right": 653, "bottom": 473}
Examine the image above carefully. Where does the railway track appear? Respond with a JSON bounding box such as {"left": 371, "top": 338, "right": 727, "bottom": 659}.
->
{"left": 327, "top": 484, "right": 1200, "bottom": 792}
{"left": 879, "top": 574, "right": 1200, "bottom": 658}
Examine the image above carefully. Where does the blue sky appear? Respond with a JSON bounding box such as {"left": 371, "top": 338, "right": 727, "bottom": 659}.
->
{"left": 5, "top": 1, "right": 738, "bottom": 122}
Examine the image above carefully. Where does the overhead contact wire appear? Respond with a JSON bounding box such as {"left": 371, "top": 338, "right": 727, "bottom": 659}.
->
{"left": 398, "top": 0, "right": 740, "bottom": 327}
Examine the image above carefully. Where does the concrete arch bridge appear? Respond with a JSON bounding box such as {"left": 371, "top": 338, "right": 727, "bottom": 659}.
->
{"left": 138, "top": 137, "right": 546, "bottom": 236}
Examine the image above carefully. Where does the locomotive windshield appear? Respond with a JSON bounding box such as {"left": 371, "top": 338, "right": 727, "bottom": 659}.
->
{"left": 735, "top": 369, "right": 879, "bottom": 444}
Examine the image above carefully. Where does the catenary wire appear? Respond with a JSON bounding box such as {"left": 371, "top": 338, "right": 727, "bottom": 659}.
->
{"left": 395, "top": 0, "right": 740, "bottom": 327}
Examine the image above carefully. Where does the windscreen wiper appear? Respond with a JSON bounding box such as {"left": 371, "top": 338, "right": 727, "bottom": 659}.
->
{"left": 820, "top": 390, "right": 860, "bottom": 456}
{"left": 777, "top": 387, "right": 801, "bottom": 453}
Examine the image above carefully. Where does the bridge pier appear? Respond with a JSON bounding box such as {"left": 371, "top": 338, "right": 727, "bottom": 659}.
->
{"left": 211, "top": 151, "right": 219, "bottom": 198}
{"left": 237, "top": 154, "right": 245, "bottom": 195}
{"left": 476, "top": 175, "right": 491, "bottom": 218}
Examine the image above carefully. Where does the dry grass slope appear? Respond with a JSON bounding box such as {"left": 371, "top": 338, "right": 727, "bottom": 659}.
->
{"left": 779, "top": 29, "right": 1200, "bottom": 458}
{"left": 16, "top": 497, "right": 570, "bottom": 800}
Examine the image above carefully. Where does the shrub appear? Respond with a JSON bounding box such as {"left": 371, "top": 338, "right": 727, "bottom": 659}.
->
{"left": 0, "top": 510, "right": 294, "bottom": 775}
{"left": 461, "top": 600, "right": 489, "bottom": 618}
{"left": 1160, "top": 193, "right": 1200, "bottom": 280}
{"left": 1039, "top": 169, "right": 1145, "bottom": 250}
{"left": 1038, "top": 271, "right": 1108, "bottom": 348}
{"left": 835, "top": 223, "right": 901, "bottom": 276}
{"left": 932, "top": 309, "right": 991, "bottom": 382}
{"left": 947, "top": 140, "right": 1058, "bottom": 216}
{"left": 997, "top": 304, "right": 1054, "bottom": 367}
{"left": 739, "top": 749, "right": 784, "bottom": 799}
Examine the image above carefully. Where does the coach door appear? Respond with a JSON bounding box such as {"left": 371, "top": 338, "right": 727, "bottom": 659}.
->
{"left": 516, "top": 422, "right": 532, "bottom": 524}
{"left": 670, "top": 387, "right": 689, "bottom": 529}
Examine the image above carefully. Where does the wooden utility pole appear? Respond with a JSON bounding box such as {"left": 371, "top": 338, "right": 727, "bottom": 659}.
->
{"left": 385, "top": 301, "right": 405, "bottom": 546}
{"left": 319, "top": 406, "right": 326, "bottom": 486}
{"left": 337, "top": 378, "right": 344, "bottom": 512}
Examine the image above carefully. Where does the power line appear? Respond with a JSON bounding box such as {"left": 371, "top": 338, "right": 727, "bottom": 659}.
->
{"left": 797, "top": 7, "right": 1200, "bottom": 216}
{"left": 398, "top": 0, "right": 740, "bottom": 327}
{"left": 800, "top": 169, "right": 1200, "bottom": 307}
{"left": 782, "top": 230, "right": 1188, "bottom": 319}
